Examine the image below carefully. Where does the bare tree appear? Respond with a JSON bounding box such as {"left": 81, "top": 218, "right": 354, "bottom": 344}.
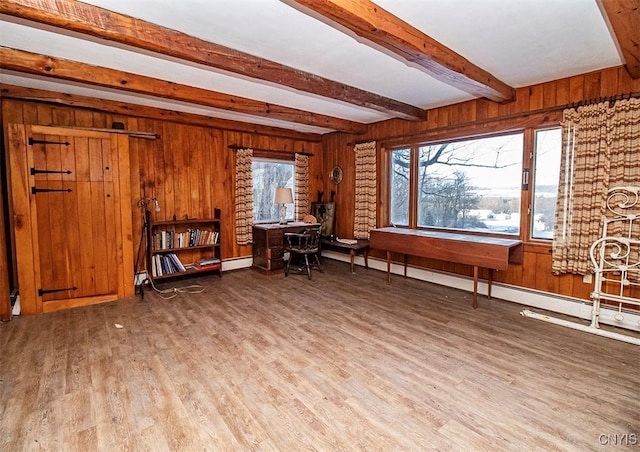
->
{"left": 253, "top": 162, "right": 294, "bottom": 221}
{"left": 390, "top": 138, "right": 520, "bottom": 229}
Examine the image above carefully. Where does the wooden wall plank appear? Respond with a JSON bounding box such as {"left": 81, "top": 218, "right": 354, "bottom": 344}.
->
{"left": 0, "top": 91, "right": 10, "bottom": 319}
{"left": 161, "top": 123, "right": 176, "bottom": 221}
{"left": 528, "top": 85, "right": 544, "bottom": 110}
{"left": 90, "top": 181, "right": 109, "bottom": 295}
{"left": 171, "top": 124, "right": 188, "bottom": 220}
{"left": 7, "top": 124, "right": 38, "bottom": 314}
{"left": 555, "top": 78, "right": 570, "bottom": 106}
{"left": 600, "top": 68, "right": 619, "bottom": 97}
{"left": 583, "top": 71, "right": 602, "bottom": 101}
{"left": 76, "top": 180, "right": 95, "bottom": 298}
{"left": 114, "top": 134, "right": 134, "bottom": 298}
{"left": 63, "top": 166, "right": 82, "bottom": 299}
{"left": 0, "top": 159, "right": 10, "bottom": 320}
{"left": 568, "top": 75, "right": 585, "bottom": 104}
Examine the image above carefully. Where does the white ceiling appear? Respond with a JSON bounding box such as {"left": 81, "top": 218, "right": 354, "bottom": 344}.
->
{"left": 0, "top": 0, "right": 623, "bottom": 134}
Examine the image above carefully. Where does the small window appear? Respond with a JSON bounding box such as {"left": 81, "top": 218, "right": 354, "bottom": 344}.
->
{"left": 416, "top": 133, "right": 523, "bottom": 235}
{"left": 252, "top": 159, "right": 295, "bottom": 222}
{"left": 390, "top": 148, "right": 411, "bottom": 226}
{"left": 531, "top": 128, "right": 562, "bottom": 239}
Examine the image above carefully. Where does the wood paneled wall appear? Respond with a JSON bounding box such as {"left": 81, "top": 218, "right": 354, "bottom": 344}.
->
{"left": 322, "top": 66, "right": 640, "bottom": 302}
{"left": 2, "top": 65, "right": 639, "bottom": 309}
{"left": 1, "top": 100, "right": 323, "bottom": 284}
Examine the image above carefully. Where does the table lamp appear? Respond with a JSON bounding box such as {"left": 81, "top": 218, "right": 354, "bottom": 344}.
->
{"left": 274, "top": 187, "right": 293, "bottom": 224}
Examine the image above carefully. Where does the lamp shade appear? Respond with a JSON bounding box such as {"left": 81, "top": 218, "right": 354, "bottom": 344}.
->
{"left": 274, "top": 187, "right": 293, "bottom": 204}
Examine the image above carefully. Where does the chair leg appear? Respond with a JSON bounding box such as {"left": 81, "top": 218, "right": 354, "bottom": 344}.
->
{"left": 313, "top": 254, "right": 322, "bottom": 272}
{"left": 304, "top": 254, "right": 312, "bottom": 280}
{"left": 285, "top": 254, "right": 290, "bottom": 277}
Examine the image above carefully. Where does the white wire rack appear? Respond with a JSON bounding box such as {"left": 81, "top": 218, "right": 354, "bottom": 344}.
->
{"left": 522, "top": 186, "right": 640, "bottom": 346}
{"left": 589, "top": 186, "right": 640, "bottom": 328}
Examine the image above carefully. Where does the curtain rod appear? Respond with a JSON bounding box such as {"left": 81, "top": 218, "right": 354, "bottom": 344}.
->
{"left": 57, "top": 125, "right": 159, "bottom": 139}
{"left": 228, "top": 144, "right": 312, "bottom": 156}
{"left": 568, "top": 91, "right": 639, "bottom": 108}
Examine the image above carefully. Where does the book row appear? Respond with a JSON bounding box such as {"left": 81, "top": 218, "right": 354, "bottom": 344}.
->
{"left": 153, "top": 228, "right": 219, "bottom": 250}
{"left": 151, "top": 253, "right": 184, "bottom": 277}
{"left": 151, "top": 253, "right": 222, "bottom": 278}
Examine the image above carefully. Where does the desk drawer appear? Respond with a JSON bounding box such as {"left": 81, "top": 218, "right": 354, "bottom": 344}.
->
{"left": 267, "top": 234, "right": 283, "bottom": 248}
{"left": 267, "top": 257, "right": 284, "bottom": 271}
{"left": 267, "top": 247, "right": 284, "bottom": 259}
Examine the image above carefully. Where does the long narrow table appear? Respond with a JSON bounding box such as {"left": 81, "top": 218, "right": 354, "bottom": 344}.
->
{"left": 369, "top": 227, "right": 523, "bottom": 308}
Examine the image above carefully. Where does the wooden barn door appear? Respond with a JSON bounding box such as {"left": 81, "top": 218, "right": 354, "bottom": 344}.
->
{"left": 7, "top": 125, "right": 134, "bottom": 314}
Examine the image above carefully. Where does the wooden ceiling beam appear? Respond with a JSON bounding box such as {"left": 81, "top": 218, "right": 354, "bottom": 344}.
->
{"left": 285, "top": 0, "right": 515, "bottom": 103}
{"left": 0, "top": 47, "right": 367, "bottom": 134}
{"left": 0, "top": 84, "right": 323, "bottom": 142}
{"left": 0, "top": 0, "right": 425, "bottom": 121}
{"left": 597, "top": 0, "right": 640, "bottom": 79}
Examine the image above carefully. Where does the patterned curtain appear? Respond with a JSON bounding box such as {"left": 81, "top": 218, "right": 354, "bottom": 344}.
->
{"left": 295, "top": 153, "right": 310, "bottom": 221}
{"left": 354, "top": 141, "right": 377, "bottom": 239}
{"left": 235, "top": 148, "right": 254, "bottom": 245}
{"left": 552, "top": 98, "right": 640, "bottom": 275}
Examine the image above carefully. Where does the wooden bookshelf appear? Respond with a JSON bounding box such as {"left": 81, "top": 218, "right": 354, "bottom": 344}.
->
{"left": 146, "top": 208, "right": 222, "bottom": 285}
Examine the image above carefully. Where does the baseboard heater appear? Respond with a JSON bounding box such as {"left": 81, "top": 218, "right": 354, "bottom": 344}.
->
{"left": 520, "top": 309, "right": 640, "bottom": 346}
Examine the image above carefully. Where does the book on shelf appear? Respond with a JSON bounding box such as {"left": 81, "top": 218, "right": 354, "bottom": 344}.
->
{"left": 195, "top": 257, "right": 221, "bottom": 271}
{"left": 152, "top": 254, "right": 165, "bottom": 277}
{"left": 167, "top": 253, "right": 186, "bottom": 272}
{"left": 151, "top": 253, "right": 187, "bottom": 277}
{"left": 153, "top": 228, "right": 219, "bottom": 250}
{"left": 195, "top": 263, "right": 221, "bottom": 271}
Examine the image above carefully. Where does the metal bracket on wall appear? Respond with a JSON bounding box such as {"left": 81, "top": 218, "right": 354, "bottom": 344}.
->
{"left": 30, "top": 168, "right": 72, "bottom": 176}
{"left": 28, "top": 137, "right": 70, "bottom": 146}
{"left": 31, "top": 187, "right": 72, "bottom": 194}
{"left": 38, "top": 286, "right": 78, "bottom": 296}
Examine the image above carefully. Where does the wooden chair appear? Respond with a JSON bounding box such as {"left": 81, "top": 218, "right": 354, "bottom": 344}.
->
{"left": 284, "top": 226, "right": 322, "bottom": 280}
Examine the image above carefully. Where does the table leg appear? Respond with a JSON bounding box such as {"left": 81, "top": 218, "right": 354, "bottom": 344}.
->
{"left": 403, "top": 254, "right": 408, "bottom": 278}
{"left": 350, "top": 250, "right": 355, "bottom": 273}
{"left": 386, "top": 251, "right": 391, "bottom": 284}
{"left": 472, "top": 265, "right": 479, "bottom": 309}
{"left": 487, "top": 269, "right": 493, "bottom": 300}
{"left": 364, "top": 249, "right": 369, "bottom": 269}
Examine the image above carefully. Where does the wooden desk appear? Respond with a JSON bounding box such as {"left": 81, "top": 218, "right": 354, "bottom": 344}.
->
{"left": 321, "top": 239, "right": 370, "bottom": 273}
{"left": 369, "top": 227, "right": 523, "bottom": 308}
{"left": 252, "top": 223, "right": 317, "bottom": 273}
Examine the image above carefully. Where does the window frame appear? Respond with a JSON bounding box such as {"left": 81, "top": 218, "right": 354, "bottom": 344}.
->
{"left": 530, "top": 126, "right": 563, "bottom": 241}
{"left": 382, "top": 120, "right": 562, "bottom": 244}
{"left": 251, "top": 155, "right": 296, "bottom": 224}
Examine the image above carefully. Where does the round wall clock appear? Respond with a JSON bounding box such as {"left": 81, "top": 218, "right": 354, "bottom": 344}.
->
{"left": 329, "top": 165, "right": 344, "bottom": 184}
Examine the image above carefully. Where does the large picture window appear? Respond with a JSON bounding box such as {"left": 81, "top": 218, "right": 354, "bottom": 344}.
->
{"left": 418, "top": 134, "right": 523, "bottom": 234}
{"left": 390, "top": 133, "right": 523, "bottom": 235}
{"left": 387, "top": 127, "right": 562, "bottom": 240}
{"left": 252, "top": 158, "right": 295, "bottom": 222}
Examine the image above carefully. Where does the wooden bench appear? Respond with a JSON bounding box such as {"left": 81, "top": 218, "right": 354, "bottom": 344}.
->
{"left": 321, "top": 238, "right": 370, "bottom": 273}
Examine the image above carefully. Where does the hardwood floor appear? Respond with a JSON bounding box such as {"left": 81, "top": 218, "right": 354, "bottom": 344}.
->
{"left": 1, "top": 260, "right": 638, "bottom": 451}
